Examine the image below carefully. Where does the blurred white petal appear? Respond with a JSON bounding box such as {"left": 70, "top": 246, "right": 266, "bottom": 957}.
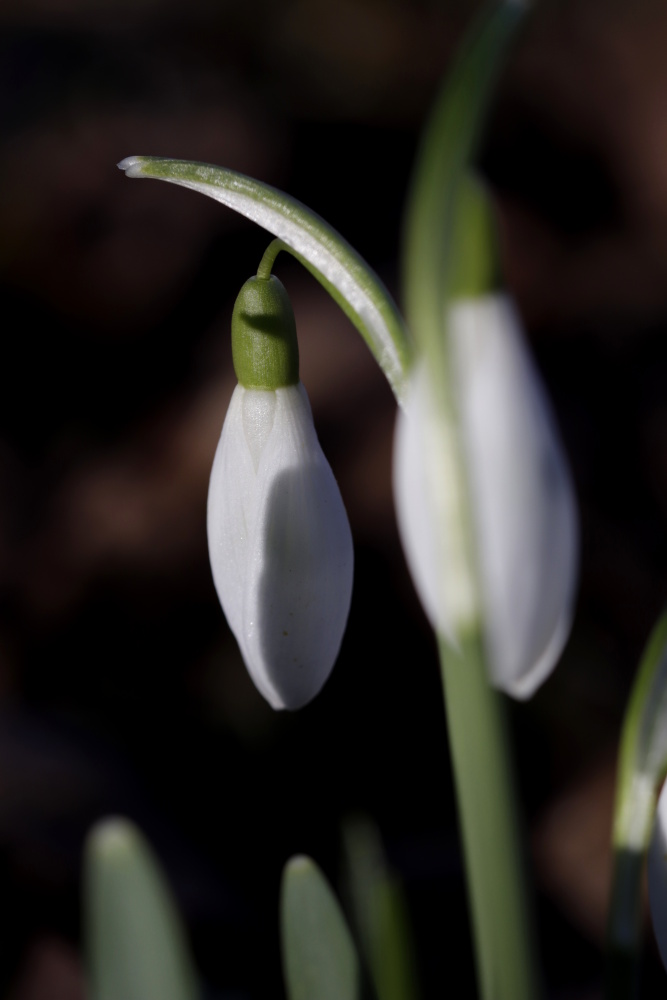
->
{"left": 393, "top": 294, "right": 578, "bottom": 698}
{"left": 208, "top": 382, "right": 353, "bottom": 710}
{"left": 393, "top": 362, "right": 478, "bottom": 643}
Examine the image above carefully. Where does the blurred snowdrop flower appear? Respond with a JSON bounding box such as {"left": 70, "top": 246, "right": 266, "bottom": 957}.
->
{"left": 393, "top": 293, "right": 578, "bottom": 699}
{"left": 208, "top": 274, "right": 353, "bottom": 710}
{"left": 649, "top": 779, "right": 667, "bottom": 970}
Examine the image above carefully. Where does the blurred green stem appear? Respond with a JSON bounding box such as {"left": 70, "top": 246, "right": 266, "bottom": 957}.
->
{"left": 606, "top": 784, "right": 654, "bottom": 1000}
{"left": 439, "top": 629, "right": 541, "bottom": 1000}
{"left": 606, "top": 846, "right": 645, "bottom": 1000}
{"left": 257, "top": 238, "right": 288, "bottom": 280}
{"left": 604, "top": 611, "right": 667, "bottom": 1000}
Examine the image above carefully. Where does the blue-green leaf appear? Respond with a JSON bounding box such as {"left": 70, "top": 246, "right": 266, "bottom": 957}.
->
{"left": 84, "top": 817, "right": 199, "bottom": 1000}
{"left": 281, "top": 855, "right": 362, "bottom": 1000}
{"left": 118, "top": 155, "right": 411, "bottom": 403}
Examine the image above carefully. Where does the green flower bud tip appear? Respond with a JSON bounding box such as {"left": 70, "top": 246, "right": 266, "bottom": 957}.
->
{"left": 232, "top": 275, "right": 299, "bottom": 390}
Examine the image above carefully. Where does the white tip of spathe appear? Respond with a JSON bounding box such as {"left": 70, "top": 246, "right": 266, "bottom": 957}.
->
{"left": 117, "top": 156, "right": 145, "bottom": 176}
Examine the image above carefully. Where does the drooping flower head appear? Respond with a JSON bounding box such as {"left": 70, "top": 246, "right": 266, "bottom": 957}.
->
{"left": 207, "top": 274, "right": 353, "bottom": 710}
{"left": 393, "top": 294, "right": 578, "bottom": 699}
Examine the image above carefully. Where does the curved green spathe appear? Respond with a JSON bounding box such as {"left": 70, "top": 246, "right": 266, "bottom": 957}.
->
{"left": 118, "top": 155, "right": 411, "bottom": 404}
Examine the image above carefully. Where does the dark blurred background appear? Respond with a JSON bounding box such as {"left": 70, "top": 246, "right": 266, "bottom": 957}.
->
{"left": 3, "top": 0, "right": 667, "bottom": 996}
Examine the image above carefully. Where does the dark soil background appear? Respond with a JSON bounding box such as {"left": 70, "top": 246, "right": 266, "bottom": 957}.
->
{"left": 2, "top": 0, "right": 667, "bottom": 997}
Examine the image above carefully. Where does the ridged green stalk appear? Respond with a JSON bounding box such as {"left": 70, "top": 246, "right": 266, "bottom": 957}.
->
{"left": 439, "top": 630, "right": 541, "bottom": 1000}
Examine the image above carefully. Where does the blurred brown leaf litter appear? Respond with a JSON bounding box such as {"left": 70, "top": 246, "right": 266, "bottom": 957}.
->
{"left": 3, "top": 0, "right": 667, "bottom": 996}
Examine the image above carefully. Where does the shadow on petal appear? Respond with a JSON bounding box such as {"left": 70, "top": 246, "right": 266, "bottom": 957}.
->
{"left": 254, "top": 463, "right": 353, "bottom": 710}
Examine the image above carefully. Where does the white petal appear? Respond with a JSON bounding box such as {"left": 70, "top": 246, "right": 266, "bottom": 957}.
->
{"left": 393, "top": 368, "right": 445, "bottom": 636}
{"left": 207, "top": 385, "right": 258, "bottom": 643}
{"left": 648, "top": 779, "right": 667, "bottom": 969}
{"left": 393, "top": 294, "right": 578, "bottom": 698}
{"left": 454, "top": 296, "right": 578, "bottom": 697}
{"left": 393, "top": 364, "right": 478, "bottom": 643}
{"left": 208, "top": 383, "right": 353, "bottom": 710}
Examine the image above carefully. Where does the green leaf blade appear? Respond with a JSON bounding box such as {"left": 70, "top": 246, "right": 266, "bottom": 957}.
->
{"left": 84, "top": 817, "right": 199, "bottom": 1000}
{"left": 118, "top": 155, "right": 411, "bottom": 403}
{"left": 281, "top": 854, "right": 362, "bottom": 1000}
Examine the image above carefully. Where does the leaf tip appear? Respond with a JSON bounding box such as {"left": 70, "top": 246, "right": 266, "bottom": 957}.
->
{"left": 86, "top": 815, "right": 141, "bottom": 862}
{"left": 117, "top": 155, "right": 146, "bottom": 177}
{"left": 284, "top": 854, "right": 316, "bottom": 879}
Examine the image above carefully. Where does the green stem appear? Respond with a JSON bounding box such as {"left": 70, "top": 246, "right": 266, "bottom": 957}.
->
{"left": 606, "top": 847, "right": 645, "bottom": 1000}
{"left": 604, "top": 611, "right": 667, "bottom": 1000}
{"left": 439, "top": 629, "right": 542, "bottom": 1000}
{"left": 257, "top": 238, "right": 288, "bottom": 280}
{"left": 605, "top": 774, "right": 656, "bottom": 1000}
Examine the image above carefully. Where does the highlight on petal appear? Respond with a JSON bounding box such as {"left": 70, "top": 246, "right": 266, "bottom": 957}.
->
{"left": 393, "top": 294, "right": 578, "bottom": 699}
{"left": 648, "top": 779, "right": 667, "bottom": 971}
{"left": 208, "top": 382, "right": 353, "bottom": 710}
{"left": 393, "top": 358, "right": 479, "bottom": 645}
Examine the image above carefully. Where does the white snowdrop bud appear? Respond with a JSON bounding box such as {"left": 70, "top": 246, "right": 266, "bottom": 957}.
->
{"left": 393, "top": 294, "right": 578, "bottom": 699}
{"left": 207, "top": 275, "right": 353, "bottom": 710}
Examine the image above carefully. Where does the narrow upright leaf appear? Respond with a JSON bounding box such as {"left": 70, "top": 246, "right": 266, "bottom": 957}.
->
{"left": 118, "top": 155, "right": 411, "bottom": 403}
{"left": 84, "top": 817, "right": 199, "bottom": 1000}
{"left": 281, "top": 855, "right": 363, "bottom": 1000}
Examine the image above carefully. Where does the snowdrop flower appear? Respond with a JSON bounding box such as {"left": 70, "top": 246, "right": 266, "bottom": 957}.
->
{"left": 649, "top": 780, "right": 667, "bottom": 970}
{"left": 394, "top": 293, "right": 578, "bottom": 699}
{"left": 208, "top": 274, "right": 353, "bottom": 710}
